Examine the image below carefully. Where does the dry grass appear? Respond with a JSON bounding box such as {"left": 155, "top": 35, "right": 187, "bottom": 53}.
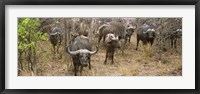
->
{"left": 18, "top": 34, "right": 182, "bottom": 76}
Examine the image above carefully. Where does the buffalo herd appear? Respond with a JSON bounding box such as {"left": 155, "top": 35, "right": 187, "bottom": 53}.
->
{"left": 40, "top": 18, "right": 182, "bottom": 76}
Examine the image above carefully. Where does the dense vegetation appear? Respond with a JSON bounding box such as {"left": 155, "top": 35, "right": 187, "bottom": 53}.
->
{"left": 18, "top": 18, "right": 48, "bottom": 74}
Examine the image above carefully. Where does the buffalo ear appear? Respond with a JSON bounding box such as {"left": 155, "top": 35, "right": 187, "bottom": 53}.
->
{"left": 153, "top": 32, "right": 157, "bottom": 37}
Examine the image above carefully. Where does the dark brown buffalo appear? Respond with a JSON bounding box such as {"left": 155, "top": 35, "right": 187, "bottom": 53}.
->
{"left": 136, "top": 24, "right": 156, "bottom": 50}
{"left": 97, "top": 21, "right": 136, "bottom": 46}
{"left": 124, "top": 23, "right": 137, "bottom": 44}
{"left": 66, "top": 35, "right": 98, "bottom": 76}
{"left": 170, "top": 29, "right": 182, "bottom": 48}
{"left": 167, "top": 29, "right": 182, "bottom": 48}
{"left": 104, "top": 33, "right": 120, "bottom": 64}
{"left": 50, "top": 27, "right": 62, "bottom": 54}
{"left": 159, "top": 28, "right": 182, "bottom": 49}
{"left": 97, "top": 23, "right": 111, "bottom": 45}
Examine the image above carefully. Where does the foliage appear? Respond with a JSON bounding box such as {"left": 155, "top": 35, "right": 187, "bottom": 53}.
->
{"left": 18, "top": 18, "right": 48, "bottom": 52}
{"left": 18, "top": 18, "right": 48, "bottom": 74}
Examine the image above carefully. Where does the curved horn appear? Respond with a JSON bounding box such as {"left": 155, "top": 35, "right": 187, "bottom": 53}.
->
{"left": 115, "top": 36, "right": 119, "bottom": 40}
{"left": 96, "top": 30, "right": 100, "bottom": 34}
{"left": 151, "top": 29, "right": 156, "bottom": 32}
{"left": 66, "top": 46, "right": 80, "bottom": 55}
{"left": 102, "top": 23, "right": 111, "bottom": 27}
{"left": 50, "top": 32, "right": 58, "bottom": 36}
{"left": 127, "top": 25, "right": 134, "bottom": 29}
{"left": 111, "top": 35, "right": 119, "bottom": 40}
{"left": 143, "top": 28, "right": 151, "bottom": 34}
{"left": 130, "top": 23, "right": 137, "bottom": 29}
{"left": 143, "top": 31, "right": 148, "bottom": 34}
{"left": 88, "top": 46, "right": 99, "bottom": 55}
{"left": 179, "top": 29, "right": 182, "bottom": 31}
{"left": 176, "top": 29, "right": 182, "bottom": 32}
{"left": 50, "top": 31, "right": 61, "bottom": 36}
{"left": 132, "top": 25, "right": 137, "bottom": 29}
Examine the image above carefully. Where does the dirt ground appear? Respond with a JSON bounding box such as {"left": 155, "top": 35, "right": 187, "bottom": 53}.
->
{"left": 19, "top": 33, "right": 182, "bottom": 76}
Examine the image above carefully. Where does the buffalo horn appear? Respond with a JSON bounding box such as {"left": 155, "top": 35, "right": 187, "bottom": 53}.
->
{"left": 111, "top": 35, "right": 119, "bottom": 40}
{"left": 143, "top": 28, "right": 151, "bottom": 34}
{"left": 66, "top": 46, "right": 80, "bottom": 55}
{"left": 50, "top": 32, "right": 60, "bottom": 36}
{"left": 151, "top": 29, "right": 155, "bottom": 32}
{"left": 127, "top": 25, "right": 134, "bottom": 29}
{"left": 133, "top": 25, "right": 137, "bottom": 29}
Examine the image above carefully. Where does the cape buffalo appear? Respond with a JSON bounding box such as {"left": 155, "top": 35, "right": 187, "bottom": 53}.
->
{"left": 97, "top": 23, "right": 111, "bottom": 46}
{"left": 50, "top": 26, "right": 62, "bottom": 54}
{"left": 104, "top": 33, "right": 120, "bottom": 64}
{"left": 97, "top": 22, "right": 136, "bottom": 46}
{"left": 124, "top": 24, "right": 137, "bottom": 44}
{"left": 136, "top": 24, "right": 156, "bottom": 50}
{"left": 159, "top": 28, "right": 182, "bottom": 49}
{"left": 66, "top": 35, "right": 98, "bottom": 76}
{"left": 169, "top": 29, "right": 182, "bottom": 48}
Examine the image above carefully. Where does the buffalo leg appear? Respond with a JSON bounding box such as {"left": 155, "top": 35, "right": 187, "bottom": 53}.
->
{"left": 80, "top": 66, "right": 83, "bottom": 76}
{"left": 128, "top": 37, "right": 131, "bottom": 43}
{"left": 98, "top": 35, "right": 103, "bottom": 46}
{"left": 135, "top": 38, "right": 139, "bottom": 50}
{"left": 128, "top": 36, "right": 131, "bottom": 43}
{"left": 174, "top": 40, "right": 177, "bottom": 48}
{"left": 124, "top": 39, "right": 127, "bottom": 44}
{"left": 103, "top": 35, "right": 106, "bottom": 43}
{"left": 111, "top": 51, "right": 115, "bottom": 64}
{"left": 88, "top": 57, "right": 91, "bottom": 70}
{"left": 74, "top": 63, "right": 77, "bottom": 76}
{"left": 53, "top": 45, "right": 55, "bottom": 54}
{"left": 104, "top": 50, "right": 108, "bottom": 65}
{"left": 57, "top": 34, "right": 61, "bottom": 54}
{"left": 150, "top": 40, "right": 154, "bottom": 46}
{"left": 57, "top": 45, "right": 59, "bottom": 54}
{"left": 171, "top": 39, "right": 174, "bottom": 48}
{"left": 74, "top": 66, "right": 77, "bottom": 76}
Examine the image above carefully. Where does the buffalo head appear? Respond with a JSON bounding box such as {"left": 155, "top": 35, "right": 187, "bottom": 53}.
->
{"left": 66, "top": 46, "right": 98, "bottom": 67}
{"left": 175, "top": 28, "right": 182, "bottom": 38}
{"left": 105, "top": 33, "right": 120, "bottom": 48}
{"left": 125, "top": 24, "right": 137, "bottom": 40}
{"left": 143, "top": 28, "right": 156, "bottom": 39}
